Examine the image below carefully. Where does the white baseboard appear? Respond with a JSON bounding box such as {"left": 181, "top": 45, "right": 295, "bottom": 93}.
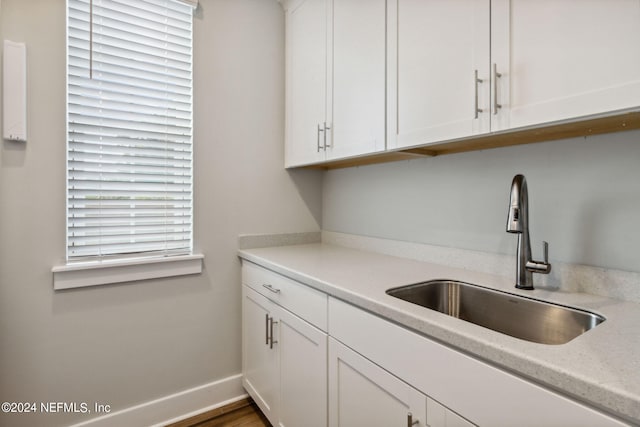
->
{"left": 69, "top": 374, "right": 246, "bottom": 427}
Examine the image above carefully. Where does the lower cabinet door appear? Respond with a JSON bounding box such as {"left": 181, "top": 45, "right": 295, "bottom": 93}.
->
{"left": 277, "top": 306, "right": 327, "bottom": 427}
{"left": 329, "top": 337, "right": 427, "bottom": 427}
{"left": 329, "top": 337, "right": 475, "bottom": 427}
{"left": 242, "top": 286, "right": 279, "bottom": 424}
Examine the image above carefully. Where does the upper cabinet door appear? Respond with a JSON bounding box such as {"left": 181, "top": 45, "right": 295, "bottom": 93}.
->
{"left": 329, "top": 0, "right": 387, "bottom": 159}
{"left": 388, "top": 0, "right": 491, "bottom": 150}
{"left": 285, "top": 0, "right": 329, "bottom": 167}
{"left": 491, "top": 0, "right": 640, "bottom": 131}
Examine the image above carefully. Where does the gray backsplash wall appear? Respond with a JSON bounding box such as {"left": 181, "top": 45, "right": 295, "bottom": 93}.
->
{"left": 323, "top": 129, "right": 640, "bottom": 274}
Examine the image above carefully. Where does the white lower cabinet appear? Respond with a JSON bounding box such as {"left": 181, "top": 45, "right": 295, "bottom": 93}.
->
{"left": 241, "top": 263, "right": 327, "bottom": 427}
{"left": 242, "top": 261, "right": 629, "bottom": 426}
{"left": 329, "top": 297, "right": 628, "bottom": 427}
{"left": 329, "top": 337, "right": 472, "bottom": 427}
{"left": 242, "top": 286, "right": 279, "bottom": 422}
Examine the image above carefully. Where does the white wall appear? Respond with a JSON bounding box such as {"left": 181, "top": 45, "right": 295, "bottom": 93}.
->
{"left": 323, "top": 129, "right": 640, "bottom": 273}
{"left": 0, "top": 1, "right": 321, "bottom": 426}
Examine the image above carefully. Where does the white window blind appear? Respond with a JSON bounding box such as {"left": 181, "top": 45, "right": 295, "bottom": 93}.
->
{"left": 67, "top": 0, "right": 193, "bottom": 261}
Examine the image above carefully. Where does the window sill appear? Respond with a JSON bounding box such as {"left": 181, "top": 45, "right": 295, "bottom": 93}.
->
{"left": 52, "top": 254, "right": 204, "bottom": 290}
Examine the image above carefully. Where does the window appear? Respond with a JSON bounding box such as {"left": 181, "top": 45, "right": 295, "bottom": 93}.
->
{"left": 66, "top": 0, "right": 194, "bottom": 262}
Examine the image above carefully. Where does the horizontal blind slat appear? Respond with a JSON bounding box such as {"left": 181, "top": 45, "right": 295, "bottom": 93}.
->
{"left": 68, "top": 152, "right": 193, "bottom": 168}
{"left": 68, "top": 14, "right": 192, "bottom": 51}
{"left": 68, "top": 52, "right": 191, "bottom": 89}
{"left": 68, "top": 105, "right": 192, "bottom": 129}
{"left": 69, "top": 217, "right": 192, "bottom": 226}
{"left": 69, "top": 79, "right": 191, "bottom": 106}
{"left": 69, "top": 67, "right": 191, "bottom": 97}
{"left": 68, "top": 119, "right": 191, "bottom": 141}
{"left": 68, "top": 94, "right": 191, "bottom": 119}
{"left": 69, "top": 40, "right": 192, "bottom": 76}
{"left": 69, "top": 131, "right": 192, "bottom": 147}
{"left": 70, "top": 0, "right": 192, "bottom": 34}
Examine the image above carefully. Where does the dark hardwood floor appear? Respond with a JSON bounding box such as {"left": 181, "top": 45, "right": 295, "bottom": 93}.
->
{"left": 166, "top": 398, "right": 271, "bottom": 427}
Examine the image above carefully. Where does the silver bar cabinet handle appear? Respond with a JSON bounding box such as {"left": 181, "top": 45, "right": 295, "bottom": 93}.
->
{"left": 493, "top": 63, "right": 502, "bottom": 115}
{"left": 317, "top": 124, "right": 324, "bottom": 152}
{"left": 474, "top": 70, "right": 483, "bottom": 119}
{"left": 269, "top": 318, "right": 278, "bottom": 349}
{"left": 407, "top": 412, "right": 419, "bottom": 427}
{"left": 262, "top": 284, "right": 281, "bottom": 294}
{"left": 323, "top": 122, "right": 331, "bottom": 149}
{"left": 265, "top": 313, "right": 270, "bottom": 345}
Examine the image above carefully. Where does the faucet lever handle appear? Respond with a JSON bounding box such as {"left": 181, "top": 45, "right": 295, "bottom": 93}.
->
{"left": 526, "top": 241, "right": 552, "bottom": 275}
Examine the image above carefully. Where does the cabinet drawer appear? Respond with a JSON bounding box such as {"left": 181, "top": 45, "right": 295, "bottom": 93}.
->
{"left": 242, "top": 261, "right": 327, "bottom": 331}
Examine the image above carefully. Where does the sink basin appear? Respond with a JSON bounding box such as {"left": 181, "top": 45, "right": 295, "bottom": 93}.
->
{"left": 386, "top": 280, "right": 604, "bottom": 345}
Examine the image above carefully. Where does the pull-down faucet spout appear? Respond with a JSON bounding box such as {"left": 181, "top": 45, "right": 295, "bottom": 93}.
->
{"left": 506, "top": 174, "right": 551, "bottom": 289}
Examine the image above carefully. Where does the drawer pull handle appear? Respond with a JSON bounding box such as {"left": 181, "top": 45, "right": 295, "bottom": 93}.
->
{"left": 262, "top": 284, "right": 281, "bottom": 294}
{"left": 407, "top": 412, "right": 419, "bottom": 427}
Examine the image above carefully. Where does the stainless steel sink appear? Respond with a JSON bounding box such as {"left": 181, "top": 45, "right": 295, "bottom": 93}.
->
{"left": 386, "top": 280, "right": 604, "bottom": 345}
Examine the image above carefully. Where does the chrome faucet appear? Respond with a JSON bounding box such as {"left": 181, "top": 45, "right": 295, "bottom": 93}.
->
{"left": 506, "top": 174, "right": 551, "bottom": 289}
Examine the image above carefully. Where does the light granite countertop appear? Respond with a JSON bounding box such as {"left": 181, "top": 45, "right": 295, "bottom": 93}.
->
{"left": 238, "top": 243, "right": 640, "bottom": 424}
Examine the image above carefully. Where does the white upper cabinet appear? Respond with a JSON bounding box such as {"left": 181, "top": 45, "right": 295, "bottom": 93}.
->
{"left": 389, "top": 0, "right": 640, "bottom": 150}
{"left": 285, "top": 0, "right": 329, "bottom": 166}
{"left": 491, "top": 0, "right": 640, "bottom": 131}
{"left": 286, "top": 0, "right": 640, "bottom": 164}
{"left": 285, "top": 0, "right": 386, "bottom": 167}
{"left": 387, "top": 0, "right": 491, "bottom": 149}
{"left": 331, "top": 0, "right": 386, "bottom": 159}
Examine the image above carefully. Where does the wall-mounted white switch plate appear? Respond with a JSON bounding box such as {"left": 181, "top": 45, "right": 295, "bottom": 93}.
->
{"left": 3, "top": 40, "right": 27, "bottom": 142}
